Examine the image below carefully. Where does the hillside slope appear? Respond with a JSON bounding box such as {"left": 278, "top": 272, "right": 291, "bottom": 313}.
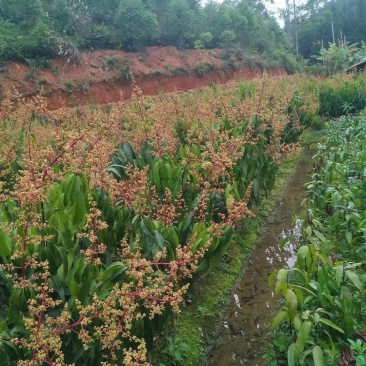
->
{"left": 0, "top": 47, "right": 284, "bottom": 110}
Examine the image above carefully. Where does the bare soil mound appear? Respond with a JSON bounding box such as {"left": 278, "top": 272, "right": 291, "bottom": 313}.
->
{"left": 0, "top": 47, "right": 284, "bottom": 110}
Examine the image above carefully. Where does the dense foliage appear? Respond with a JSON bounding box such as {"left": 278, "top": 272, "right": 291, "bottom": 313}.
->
{"left": 319, "top": 75, "right": 366, "bottom": 117}
{"left": 285, "top": 0, "right": 366, "bottom": 60}
{"left": 270, "top": 101, "right": 366, "bottom": 364}
{"left": 0, "top": 73, "right": 319, "bottom": 365}
{"left": 0, "top": 0, "right": 290, "bottom": 63}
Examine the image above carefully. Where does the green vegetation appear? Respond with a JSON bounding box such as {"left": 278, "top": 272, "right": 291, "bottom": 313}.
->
{"left": 269, "top": 111, "right": 366, "bottom": 365}
{"left": 0, "top": 0, "right": 300, "bottom": 71}
{"left": 283, "top": 0, "right": 366, "bottom": 61}
{"left": 319, "top": 77, "right": 366, "bottom": 117}
{"left": 0, "top": 71, "right": 320, "bottom": 365}
{"left": 170, "top": 148, "right": 306, "bottom": 366}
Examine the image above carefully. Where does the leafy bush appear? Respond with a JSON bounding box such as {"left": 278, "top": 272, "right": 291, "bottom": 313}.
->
{"left": 315, "top": 42, "right": 359, "bottom": 75}
{"left": 220, "top": 30, "right": 236, "bottom": 48}
{"left": 270, "top": 114, "right": 366, "bottom": 366}
{"left": 119, "top": 65, "right": 131, "bottom": 82}
{"left": 272, "top": 49, "right": 304, "bottom": 74}
{"left": 194, "top": 32, "right": 213, "bottom": 50}
{"left": 319, "top": 78, "right": 366, "bottom": 117}
{"left": 192, "top": 62, "right": 216, "bottom": 77}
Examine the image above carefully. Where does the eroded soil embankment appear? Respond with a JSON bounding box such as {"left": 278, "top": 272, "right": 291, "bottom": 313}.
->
{"left": 45, "top": 67, "right": 284, "bottom": 110}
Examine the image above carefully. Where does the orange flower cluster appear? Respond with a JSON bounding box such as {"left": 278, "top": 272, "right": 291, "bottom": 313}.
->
{"left": 0, "top": 72, "right": 322, "bottom": 365}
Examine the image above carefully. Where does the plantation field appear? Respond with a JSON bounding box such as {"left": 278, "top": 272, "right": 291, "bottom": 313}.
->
{"left": 0, "top": 71, "right": 365, "bottom": 365}
{"left": 270, "top": 112, "right": 366, "bottom": 366}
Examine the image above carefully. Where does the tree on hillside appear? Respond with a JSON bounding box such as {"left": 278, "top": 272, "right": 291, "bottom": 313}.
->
{"left": 0, "top": 0, "right": 46, "bottom": 29}
{"left": 114, "top": 0, "right": 158, "bottom": 50}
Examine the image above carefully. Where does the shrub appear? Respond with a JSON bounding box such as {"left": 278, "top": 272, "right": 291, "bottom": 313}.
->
{"left": 119, "top": 65, "right": 132, "bottom": 82}
{"left": 192, "top": 62, "right": 215, "bottom": 77}
{"left": 319, "top": 78, "right": 366, "bottom": 117}
{"left": 220, "top": 30, "right": 236, "bottom": 48}
{"left": 272, "top": 49, "right": 304, "bottom": 74}
{"left": 102, "top": 56, "right": 117, "bottom": 71}
{"left": 194, "top": 32, "right": 213, "bottom": 50}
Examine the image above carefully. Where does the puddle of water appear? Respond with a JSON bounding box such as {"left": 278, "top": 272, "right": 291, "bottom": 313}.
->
{"left": 207, "top": 154, "right": 313, "bottom": 366}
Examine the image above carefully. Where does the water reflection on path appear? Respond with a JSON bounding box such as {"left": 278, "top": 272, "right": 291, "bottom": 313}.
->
{"left": 207, "top": 154, "right": 313, "bottom": 366}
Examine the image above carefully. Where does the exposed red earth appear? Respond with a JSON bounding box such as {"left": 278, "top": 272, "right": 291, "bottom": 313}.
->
{"left": 0, "top": 46, "right": 285, "bottom": 110}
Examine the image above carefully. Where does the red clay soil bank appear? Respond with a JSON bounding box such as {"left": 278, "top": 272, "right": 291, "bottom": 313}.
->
{"left": 0, "top": 47, "right": 285, "bottom": 110}
{"left": 45, "top": 67, "right": 284, "bottom": 110}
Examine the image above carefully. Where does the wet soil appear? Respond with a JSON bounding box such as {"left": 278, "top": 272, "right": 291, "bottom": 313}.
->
{"left": 207, "top": 152, "right": 313, "bottom": 366}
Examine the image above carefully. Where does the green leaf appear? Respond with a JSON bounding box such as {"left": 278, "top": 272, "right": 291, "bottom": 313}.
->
{"left": 73, "top": 192, "right": 87, "bottom": 226}
{"left": 318, "top": 318, "right": 345, "bottom": 333}
{"left": 345, "top": 231, "right": 352, "bottom": 244}
{"left": 312, "top": 345, "right": 324, "bottom": 366}
{"left": 102, "top": 262, "right": 127, "bottom": 282}
{"left": 253, "top": 178, "right": 260, "bottom": 200}
{"left": 313, "top": 230, "right": 327, "bottom": 243}
{"left": 152, "top": 161, "right": 162, "bottom": 191}
{"left": 0, "top": 230, "right": 12, "bottom": 260}
{"left": 336, "top": 265, "right": 344, "bottom": 287}
{"left": 297, "top": 245, "right": 309, "bottom": 259}
{"left": 324, "top": 331, "right": 337, "bottom": 361}
{"left": 288, "top": 343, "right": 298, "bottom": 366}
{"left": 293, "top": 315, "right": 302, "bottom": 331}
{"left": 272, "top": 311, "right": 288, "bottom": 329}
{"left": 277, "top": 268, "right": 289, "bottom": 282}
{"left": 106, "top": 165, "right": 126, "bottom": 178}
{"left": 295, "top": 321, "right": 312, "bottom": 356}
{"left": 285, "top": 289, "right": 298, "bottom": 321}
{"left": 345, "top": 270, "right": 362, "bottom": 290}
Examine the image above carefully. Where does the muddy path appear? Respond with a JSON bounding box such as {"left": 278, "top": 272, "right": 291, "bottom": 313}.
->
{"left": 207, "top": 151, "right": 313, "bottom": 366}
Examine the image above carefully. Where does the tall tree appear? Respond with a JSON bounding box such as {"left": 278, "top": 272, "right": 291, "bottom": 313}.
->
{"left": 114, "top": 0, "right": 158, "bottom": 50}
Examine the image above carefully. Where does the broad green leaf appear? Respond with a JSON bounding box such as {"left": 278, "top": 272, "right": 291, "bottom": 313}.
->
{"left": 335, "top": 265, "right": 344, "bottom": 287}
{"left": 345, "top": 232, "right": 352, "bottom": 244}
{"left": 318, "top": 318, "right": 345, "bottom": 333}
{"left": 272, "top": 311, "right": 288, "bottom": 329}
{"left": 345, "top": 270, "right": 362, "bottom": 290}
{"left": 277, "top": 268, "right": 289, "bottom": 282}
{"left": 297, "top": 245, "right": 309, "bottom": 259}
{"left": 0, "top": 230, "right": 12, "bottom": 260}
{"left": 73, "top": 192, "right": 87, "bottom": 226}
{"left": 287, "top": 343, "right": 298, "bottom": 366}
{"left": 253, "top": 178, "right": 260, "bottom": 200}
{"left": 313, "top": 230, "right": 327, "bottom": 243}
{"left": 106, "top": 165, "right": 125, "bottom": 178}
{"left": 295, "top": 321, "right": 312, "bottom": 356}
{"left": 293, "top": 315, "right": 302, "bottom": 331}
{"left": 312, "top": 345, "right": 324, "bottom": 366}
{"left": 152, "top": 161, "right": 161, "bottom": 191}
{"left": 285, "top": 289, "right": 297, "bottom": 321}
{"left": 102, "top": 262, "right": 128, "bottom": 282}
{"left": 294, "top": 288, "right": 304, "bottom": 305}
